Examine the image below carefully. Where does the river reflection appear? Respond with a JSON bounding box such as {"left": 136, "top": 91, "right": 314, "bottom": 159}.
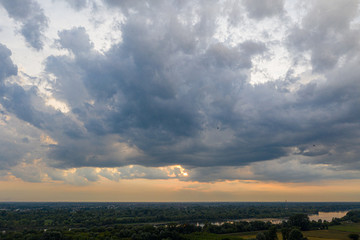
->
{"left": 196, "top": 211, "right": 348, "bottom": 227}
{"left": 309, "top": 211, "right": 348, "bottom": 222}
{"left": 196, "top": 218, "right": 283, "bottom": 227}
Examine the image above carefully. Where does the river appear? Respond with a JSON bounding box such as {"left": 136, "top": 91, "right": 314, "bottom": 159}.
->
{"left": 308, "top": 211, "right": 348, "bottom": 222}
{"left": 196, "top": 211, "right": 349, "bottom": 226}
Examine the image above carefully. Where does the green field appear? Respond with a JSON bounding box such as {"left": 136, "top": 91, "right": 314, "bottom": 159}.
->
{"left": 186, "top": 223, "right": 360, "bottom": 240}
{"left": 329, "top": 223, "right": 360, "bottom": 233}
{"left": 186, "top": 231, "right": 281, "bottom": 240}
{"left": 303, "top": 230, "right": 351, "bottom": 240}
{"left": 186, "top": 232, "right": 246, "bottom": 240}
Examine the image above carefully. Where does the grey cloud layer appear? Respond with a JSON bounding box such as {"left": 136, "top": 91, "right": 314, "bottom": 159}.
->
{"left": 243, "top": 0, "right": 284, "bottom": 19}
{"left": 0, "top": 44, "right": 47, "bottom": 170}
{"left": 64, "top": 0, "right": 89, "bottom": 11}
{"left": 288, "top": 0, "right": 360, "bottom": 72}
{"left": 0, "top": 43, "right": 17, "bottom": 82}
{"left": 1, "top": 0, "right": 360, "bottom": 183}
{"left": 0, "top": 0, "right": 48, "bottom": 50}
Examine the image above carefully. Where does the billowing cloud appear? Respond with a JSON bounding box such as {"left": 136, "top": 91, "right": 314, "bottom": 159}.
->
{"left": 45, "top": 22, "right": 272, "bottom": 169}
{"left": 288, "top": 0, "right": 360, "bottom": 72}
{"left": 243, "top": 0, "right": 284, "bottom": 19}
{"left": 64, "top": 0, "right": 89, "bottom": 11}
{"left": 0, "top": 43, "right": 17, "bottom": 82}
{"left": 250, "top": 158, "right": 360, "bottom": 182}
{"left": 0, "top": 0, "right": 360, "bottom": 185}
{"left": 0, "top": 0, "right": 48, "bottom": 50}
{"left": 56, "top": 26, "right": 93, "bottom": 54}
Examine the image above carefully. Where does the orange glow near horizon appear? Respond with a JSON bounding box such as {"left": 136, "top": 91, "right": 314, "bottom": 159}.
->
{"left": 1, "top": 178, "right": 360, "bottom": 202}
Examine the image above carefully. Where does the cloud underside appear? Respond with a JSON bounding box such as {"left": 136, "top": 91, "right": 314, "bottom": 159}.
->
{"left": 0, "top": 0, "right": 360, "bottom": 184}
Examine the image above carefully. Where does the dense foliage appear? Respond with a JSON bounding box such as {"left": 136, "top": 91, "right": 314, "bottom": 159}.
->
{"left": 0, "top": 202, "right": 359, "bottom": 240}
{"left": 343, "top": 210, "right": 360, "bottom": 223}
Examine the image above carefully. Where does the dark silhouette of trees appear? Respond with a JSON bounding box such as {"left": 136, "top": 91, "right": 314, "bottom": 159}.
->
{"left": 349, "top": 233, "right": 360, "bottom": 240}
{"left": 344, "top": 210, "right": 360, "bottom": 223}
{"left": 288, "top": 229, "right": 304, "bottom": 240}
{"left": 256, "top": 232, "right": 266, "bottom": 240}
{"left": 267, "top": 226, "right": 278, "bottom": 240}
{"left": 288, "top": 214, "right": 310, "bottom": 231}
{"left": 281, "top": 227, "right": 291, "bottom": 240}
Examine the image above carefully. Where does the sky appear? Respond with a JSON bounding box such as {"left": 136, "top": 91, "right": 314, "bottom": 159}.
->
{"left": 0, "top": 0, "right": 360, "bottom": 202}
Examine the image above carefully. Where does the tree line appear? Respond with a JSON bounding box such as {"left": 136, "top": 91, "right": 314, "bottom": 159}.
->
{"left": 0, "top": 202, "right": 359, "bottom": 240}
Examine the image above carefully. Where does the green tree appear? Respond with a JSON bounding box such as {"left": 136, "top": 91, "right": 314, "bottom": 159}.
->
{"left": 267, "top": 226, "right": 278, "bottom": 240}
{"left": 288, "top": 214, "right": 310, "bottom": 231}
{"left": 349, "top": 233, "right": 360, "bottom": 240}
{"left": 288, "top": 229, "right": 303, "bottom": 240}
{"left": 256, "top": 232, "right": 266, "bottom": 240}
{"left": 281, "top": 227, "right": 291, "bottom": 240}
{"left": 345, "top": 211, "right": 360, "bottom": 223}
{"left": 40, "top": 231, "right": 64, "bottom": 240}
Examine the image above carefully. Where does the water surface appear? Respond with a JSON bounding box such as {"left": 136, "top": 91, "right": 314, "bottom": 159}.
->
{"left": 309, "top": 211, "right": 348, "bottom": 222}
{"left": 196, "top": 211, "right": 349, "bottom": 226}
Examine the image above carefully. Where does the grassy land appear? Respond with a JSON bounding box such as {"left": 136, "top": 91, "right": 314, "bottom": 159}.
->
{"left": 186, "top": 231, "right": 280, "bottom": 240}
{"left": 303, "top": 222, "right": 360, "bottom": 240}
{"left": 329, "top": 223, "right": 360, "bottom": 233}
{"left": 303, "top": 230, "right": 351, "bottom": 240}
{"left": 185, "top": 223, "right": 360, "bottom": 240}
{"left": 185, "top": 232, "right": 246, "bottom": 240}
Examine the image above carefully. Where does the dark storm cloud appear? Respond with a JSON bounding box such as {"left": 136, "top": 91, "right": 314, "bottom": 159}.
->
{"left": 2, "top": 0, "right": 360, "bottom": 183}
{"left": 47, "top": 137, "right": 137, "bottom": 168}
{"left": 45, "top": 19, "right": 273, "bottom": 168}
{"left": 0, "top": 43, "right": 17, "bottom": 83}
{"left": 250, "top": 158, "right": 360, "bottom": 183}
{"left": 38, "top": 0, "right": 360, "bottom": 177}
{"left": 0, "top": 44, "right": 87, "bottom": 171}
{"left": 0, "top": 0, "right": 48, "bottom": 50}
{"left": 0, "top": 140, "right": 27, "bottom": 170}
{"left": 1, "top": 78, "right": 77, "bottom": 136}
{"left": 0, "top": 44, "right": 21, "bottom": 169}
{"left": 0, "top": 85, "right": 45, "bottom": 128}
{"left": 0, "top": 43, "right": 44, "bottom": 170}
{"left": 243, "top": 0, "right": 284, "bottom": 19}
